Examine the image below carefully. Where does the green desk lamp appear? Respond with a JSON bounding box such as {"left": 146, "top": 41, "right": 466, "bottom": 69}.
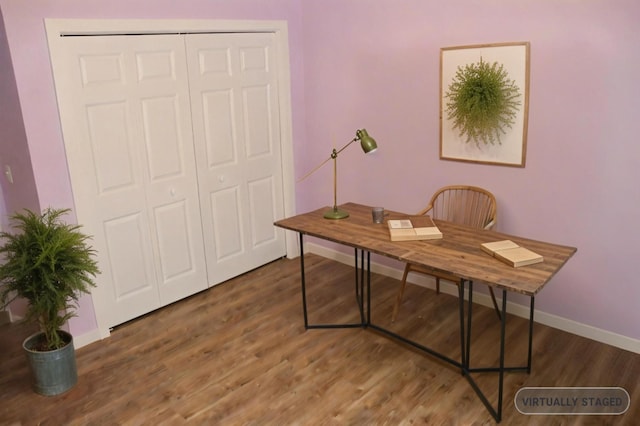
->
{"left": 298, "top": 129, "right": 378, "bottom": 219}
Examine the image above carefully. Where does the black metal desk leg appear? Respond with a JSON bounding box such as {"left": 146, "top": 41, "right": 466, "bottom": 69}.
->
{"left": 366, "top": 250, "right": 370, "bottom": 326}
{"left": 353, "top": 248, "right": 360, "bottom": 299}
{"left": 458, "top": 279, "right": 467, "bottom": 374}
{"left": 497, "top": 289, "right": 508, "bottom": 422}
{"left": 528, "top": 296, "right": 535, "bottom": 373}
{"left": 466, "top": 281, "right": 474, "bottom": 372}
{"left": 354, "top": 248, "right": 366, "bottom": 325}
{"left": 298, "top": 241, "right": 368, "bottom": 330}
{"left": 298, "top": 233, "right": 309, "bottom": 329}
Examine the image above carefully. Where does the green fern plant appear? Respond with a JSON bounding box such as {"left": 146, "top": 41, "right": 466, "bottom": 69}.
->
{"left": 445, "top": 58, "right": 521, "bottom": 146}
{"left": 0, "top": 208, "right": 99, "bottom": 350}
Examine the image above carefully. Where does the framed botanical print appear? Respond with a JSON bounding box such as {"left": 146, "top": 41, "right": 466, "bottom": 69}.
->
{"left": 440, "top": 42, "right": 530, "bottom": 167}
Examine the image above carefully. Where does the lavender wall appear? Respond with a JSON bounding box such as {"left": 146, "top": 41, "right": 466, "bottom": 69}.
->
{"left": 0, "top": 9, "right": 39, "bottom": 226}
{"left": 298, "top": 0, "right": 640, "bottom": 342}
{"left": 1, "top": 0, "right": 638, "bottom": 345}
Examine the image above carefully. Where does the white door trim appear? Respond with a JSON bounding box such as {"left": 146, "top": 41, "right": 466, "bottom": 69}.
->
{"left": 45, "top": 19, "right": 297, "bottom": 339}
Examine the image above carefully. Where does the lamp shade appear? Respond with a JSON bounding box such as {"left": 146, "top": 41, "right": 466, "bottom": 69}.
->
{"left": 356, "top": 129, "right": 378, "bottom": 154}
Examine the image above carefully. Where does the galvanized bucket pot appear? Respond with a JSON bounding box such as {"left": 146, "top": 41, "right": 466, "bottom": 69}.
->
{"left": 22, "top": 330, "right": 78, "bottom": 396}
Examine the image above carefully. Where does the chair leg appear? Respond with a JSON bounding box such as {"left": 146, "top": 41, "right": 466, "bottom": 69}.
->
{"left": 392, "top": 265, "right": 412, "bottom": 322}
{"left": 489, "top": 287, "right": 502, "bottom": 321}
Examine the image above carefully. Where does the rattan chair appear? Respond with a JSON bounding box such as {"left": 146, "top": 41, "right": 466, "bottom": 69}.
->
{"left": 391, "top": 185, "right": 501, "bottom": 322}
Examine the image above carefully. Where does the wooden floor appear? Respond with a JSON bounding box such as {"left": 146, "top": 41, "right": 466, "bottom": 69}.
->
{"left": 1, "top": 254, "right": 638, "bottom": 425}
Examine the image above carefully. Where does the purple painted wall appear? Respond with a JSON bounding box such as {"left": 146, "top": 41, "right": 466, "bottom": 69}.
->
{"left": 298, "top": 0, "right": 640, "bottom": 341}
{"left": 0, "top": 0, "right": 638, "bottom": 343}
{"left": 0, "top": 8, "right": 39, "bottom": 225}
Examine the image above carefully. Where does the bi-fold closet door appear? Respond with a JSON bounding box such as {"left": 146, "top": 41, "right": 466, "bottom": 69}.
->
{"left": 51, "top": 32, "right": 286, "bottom": 330}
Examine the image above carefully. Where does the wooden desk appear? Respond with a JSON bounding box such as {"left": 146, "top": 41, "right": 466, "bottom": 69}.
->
{"left": 274, "top": 202, "right": 576, "bottom": 422}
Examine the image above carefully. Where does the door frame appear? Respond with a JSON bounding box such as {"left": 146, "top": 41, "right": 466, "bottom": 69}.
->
{"left": 45, "top": 19, "right": 297, "bottom": 339}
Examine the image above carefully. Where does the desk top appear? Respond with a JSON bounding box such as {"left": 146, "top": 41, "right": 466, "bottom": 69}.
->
{"left": 274, "top": 202, "right": 577, "bottom": 296}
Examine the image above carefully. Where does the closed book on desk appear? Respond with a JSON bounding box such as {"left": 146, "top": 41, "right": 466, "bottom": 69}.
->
{"left": 481, "top": 240, "right": 543, "bottom": 267}
{"left": 387, "top": 216, "right": 443, "bottom": 241}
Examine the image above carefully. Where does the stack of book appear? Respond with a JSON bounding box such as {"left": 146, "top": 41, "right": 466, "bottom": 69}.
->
{"left": 480, "top": 240, "right": 543, "bottom": 267}
{"left": 387, "top": 216, "right": 443, "bottom": 241}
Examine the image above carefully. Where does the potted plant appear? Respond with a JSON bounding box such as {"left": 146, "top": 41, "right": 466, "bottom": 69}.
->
{"left": 0, "top": 207, "right": 99, "bottom": 396}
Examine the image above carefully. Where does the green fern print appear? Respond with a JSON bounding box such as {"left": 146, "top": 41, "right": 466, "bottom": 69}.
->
{"left": 445, "top": 58, "right": 521, "bottom": 146}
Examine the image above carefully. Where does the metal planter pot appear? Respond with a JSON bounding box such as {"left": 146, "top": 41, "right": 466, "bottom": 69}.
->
{"left": 22, "top": 330, "right": 78, "bottom": 396}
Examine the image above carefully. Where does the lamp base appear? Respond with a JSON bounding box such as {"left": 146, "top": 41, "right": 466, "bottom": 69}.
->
{"left": 324, "top": 207, "right": 349, "bottom": 220}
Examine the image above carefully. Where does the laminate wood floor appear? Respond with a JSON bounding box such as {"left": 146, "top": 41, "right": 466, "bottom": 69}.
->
{"left": 1, "top": 254, "right": 638, "bottom": 425}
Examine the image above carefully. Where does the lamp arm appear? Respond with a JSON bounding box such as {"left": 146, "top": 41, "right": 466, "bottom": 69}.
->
{"left": 333, "top": 137, "right": 359, "bottom": 156}
{"left": 296, "top": 137, "right": 358, "bottom": 183}
{"left": 296, "top": 154, "right": 333, "bottom": 183}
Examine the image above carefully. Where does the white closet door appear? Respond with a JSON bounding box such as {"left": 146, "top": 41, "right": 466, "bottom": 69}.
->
{"left": 52, "top": 35, "right": 208, "bottom": 328}
{"left": 186, "top": 33, "right": 286, "bottom": 285}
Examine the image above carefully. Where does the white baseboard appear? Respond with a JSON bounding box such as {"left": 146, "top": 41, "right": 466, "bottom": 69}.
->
{"left": 305, "top": 242, "right": 640, "bottom": 354}
{"left": 72, "top": 328, "right": 105, "bottom": 349}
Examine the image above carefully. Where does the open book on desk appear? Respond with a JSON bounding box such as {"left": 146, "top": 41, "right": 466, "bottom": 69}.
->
{"left": 481, "top": 240, "right": 543, "bottom": 267}
{"left": 387, "top": 216, "right": 443, "bottom": 241}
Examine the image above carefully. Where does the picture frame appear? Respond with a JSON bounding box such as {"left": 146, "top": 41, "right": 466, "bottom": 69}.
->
{"left": 440, "top": 42, "right": 530, "bottom": 167}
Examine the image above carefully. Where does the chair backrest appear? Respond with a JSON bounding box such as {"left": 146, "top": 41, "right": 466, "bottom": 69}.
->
{"left": 418, "top": 185, "right": 497, "bottom": 230}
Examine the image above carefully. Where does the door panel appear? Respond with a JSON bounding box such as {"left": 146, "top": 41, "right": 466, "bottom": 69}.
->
{"left": 128, "top": 36, "right": 209, "bottom": 308}
{"left": 141, "top": 96, "right": 184, "bottom": 179}
{"left": 210, "top": 187, "right": 244, "bottom": 260}
{"left": 85, "top": 102, "right": 137, "bottom": 192}
{"left": 186, "top": 33, "right": 286, "bottom": 285}
{"left": 104, "top": 213, "right": 158, "bottom": 317}
{"left": 202, "top": 90, "right": 236, "bottom": 165}
{"left": 53, "top": 35, "right": 207, "bottom": 327}
{"left": 243, "top": 85, "right": 272, "bottom": 157}
{"left": 137, "top": 68, "right": 208, "bottom": 305}
{"left": 248, "top": 176, "right": 278, "bottom": 246}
